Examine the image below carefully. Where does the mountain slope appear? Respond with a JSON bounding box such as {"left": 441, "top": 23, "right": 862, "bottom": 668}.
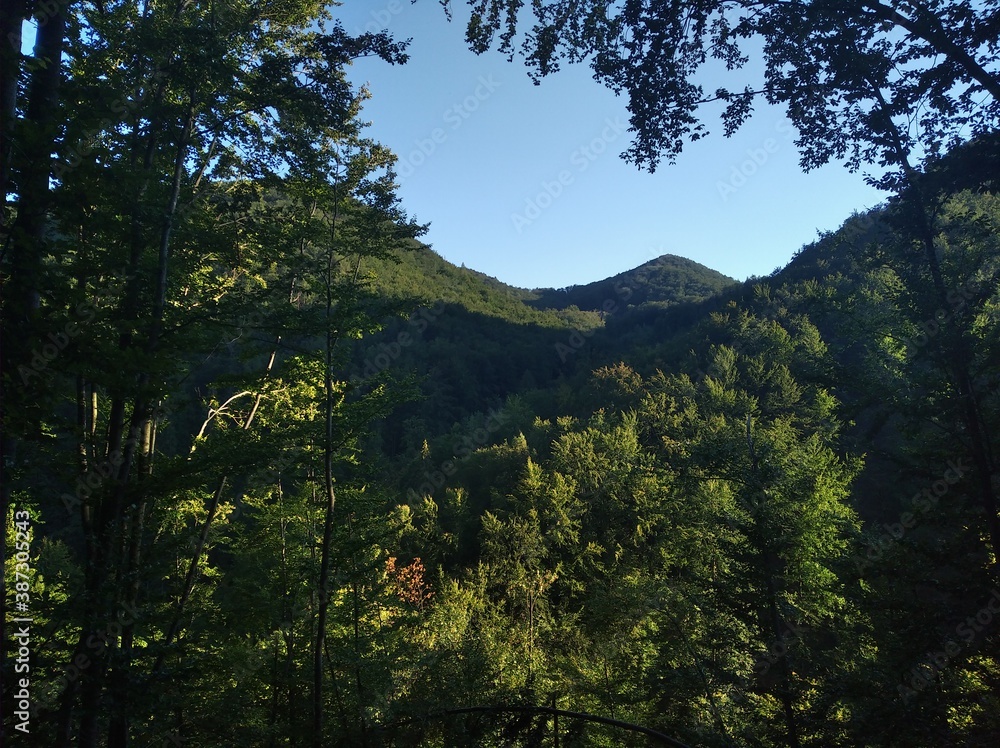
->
{"left": 363, "top": 240, "right": 592, "bottom": 327}
{"left": 356, "top": 243, "right": 737, "bottom": 448}
{"left": 526, "top": 253, "right": 737, "bottom": 312}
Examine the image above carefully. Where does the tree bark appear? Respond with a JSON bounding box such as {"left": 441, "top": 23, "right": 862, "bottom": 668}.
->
{"left": 2, "top": 5, "right": 66, "bottom": 743}
{"left": 313, "top": 200, "right": 342, "bottom": 748}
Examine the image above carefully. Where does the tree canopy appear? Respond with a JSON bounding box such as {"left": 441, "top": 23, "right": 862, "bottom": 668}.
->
{"left": 453, "top": 0, "right": 1000, "bottom": 183}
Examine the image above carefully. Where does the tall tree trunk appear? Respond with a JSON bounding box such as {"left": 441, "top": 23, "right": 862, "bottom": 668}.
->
{"left": 312, "top": 374, "right": 338, "bottom": 748}
{"left": 763, "top": 564, "right": 800, "bottom": 748}
{"left": 5, "top": 1, "right": 65, "bottom": 322}
{"left": 107, "top": 102, "right": 194, "bottom": 748}
{"left": 313, "top": 201, "right": 341, "bottom": 748}
{"left": 2, "top": 5, "right": 66, "bottom": 742}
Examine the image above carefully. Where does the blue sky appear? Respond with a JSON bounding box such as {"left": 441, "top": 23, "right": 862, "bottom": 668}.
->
{"left": 22, "top": 5, "right": 885, "bottom": 290}
{"left": 336, "top": 2, "right": 889, "bottom": 290}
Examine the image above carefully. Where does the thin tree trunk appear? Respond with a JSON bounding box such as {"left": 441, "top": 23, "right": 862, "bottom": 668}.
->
{"left": 152, "top": 343, "right": 279, "bottom": 679}
{"left": 104, "top": 99, "right": 195, "bottom": 748}
{"left": 1, "top": 8, "right": 63, "bottom": 709}
{"left": 313, "top": 199, "right": 342, "bottom": 748}
{"left": 764, "top": 566, "right": 800, "bottom": 748}
{"left": 311, "top": 183, "right": 368, "bottom": 745}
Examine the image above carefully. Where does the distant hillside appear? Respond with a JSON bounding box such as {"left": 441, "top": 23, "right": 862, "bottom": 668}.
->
{"left": 355, "top": 243, "right": 737, "bottom": 448}
{"left": 526, "top": 253, "right": 737, "bottom": 312}
{"left": 363, "top": 241, "right": 594, "bottom": 328}
{"left": 364, "top": 244, "right": 734, "bottom": 322}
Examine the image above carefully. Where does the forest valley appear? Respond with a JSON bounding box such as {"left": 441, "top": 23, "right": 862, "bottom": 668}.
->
{"left": 2, "top": 1, "right": 1000, "bottom": 746}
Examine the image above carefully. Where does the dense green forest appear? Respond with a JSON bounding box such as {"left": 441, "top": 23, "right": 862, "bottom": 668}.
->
{"left": 3, "top": 1, "right": 1000, "bottom": 747}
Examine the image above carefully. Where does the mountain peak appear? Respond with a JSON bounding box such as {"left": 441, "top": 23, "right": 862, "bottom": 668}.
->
{"left": 526, "top": 252, "right": 736, "bottom": 312}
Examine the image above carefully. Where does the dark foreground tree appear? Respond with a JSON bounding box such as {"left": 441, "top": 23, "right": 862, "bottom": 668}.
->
{"left": 0, "top": 2, "right": 419, "bottom": 745}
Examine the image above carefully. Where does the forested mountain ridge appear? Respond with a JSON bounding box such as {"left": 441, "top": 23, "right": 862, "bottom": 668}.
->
{"left": 354, "top": 243, "right": 734, "bottom": 446}
{"left": 526, "top": 252, "right": 737, "bottom": 312}
{"left": 362, "top": 239, "right": 734, "bottom": 321}
{"left": 362, "top": 241, "right": 587, "bottom": 326}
